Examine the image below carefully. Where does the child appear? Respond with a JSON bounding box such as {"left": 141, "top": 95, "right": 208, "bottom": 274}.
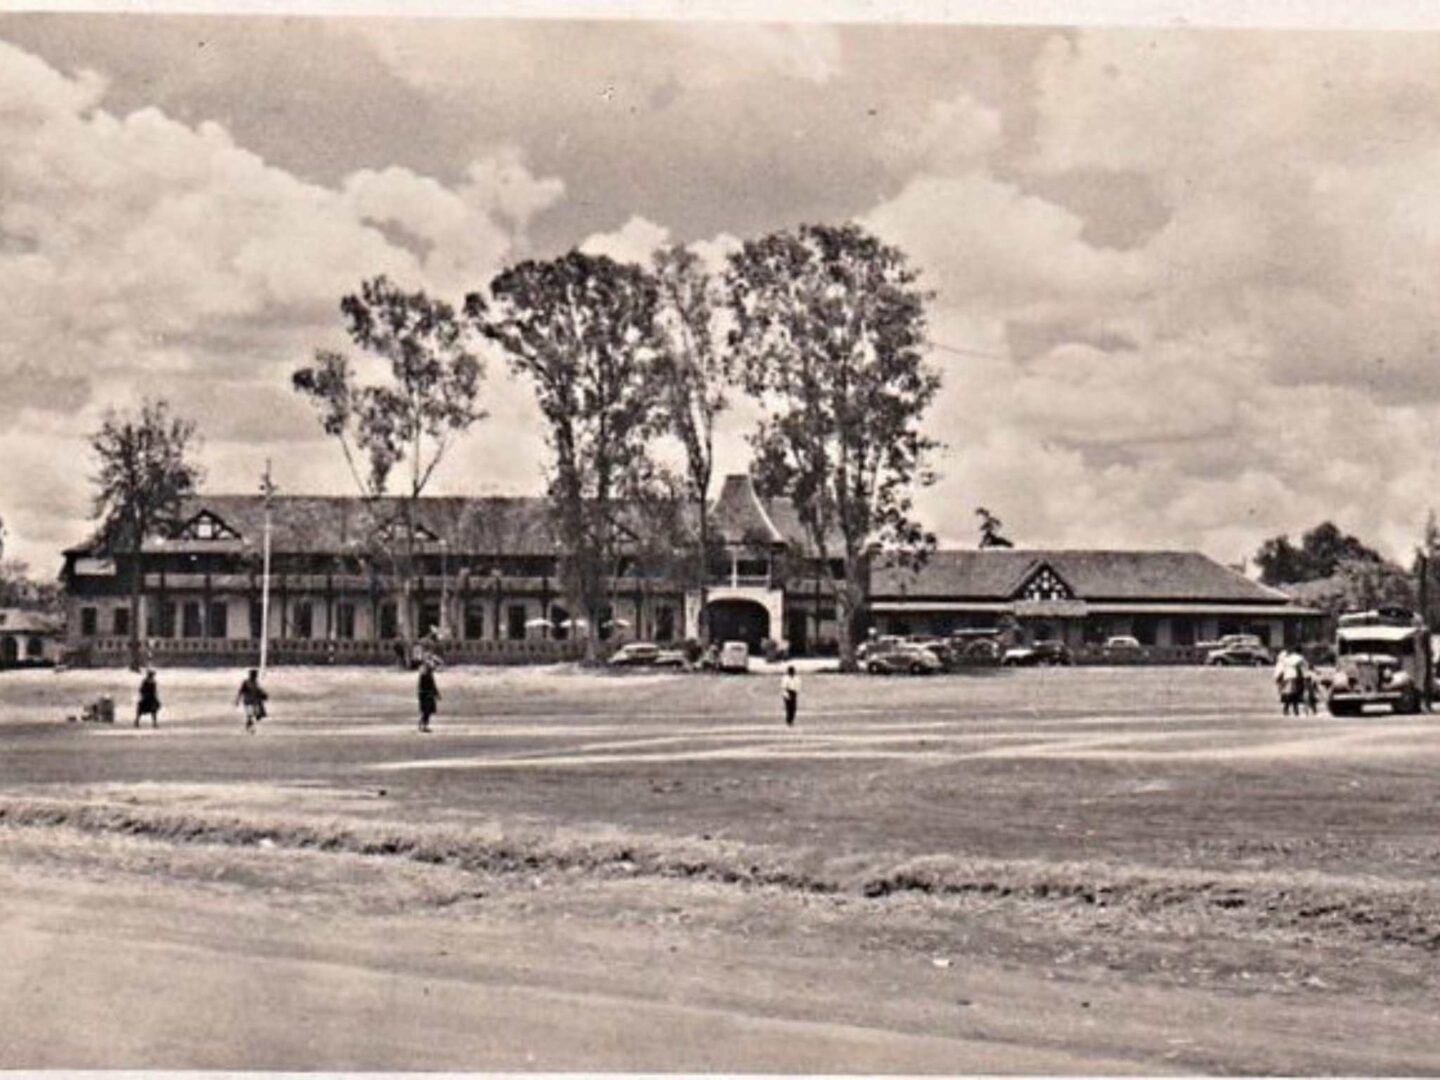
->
{"left": 781, "top": 664, "right": 800, "bottom": 727}
{"left": 135, "top": 668, "right": 161, "bottom": 728}
{"left": 417, "top": 660, "right": 440, "bottom": 733}
{"left": 236, "top": 668, "right": 268, "bottom": 733}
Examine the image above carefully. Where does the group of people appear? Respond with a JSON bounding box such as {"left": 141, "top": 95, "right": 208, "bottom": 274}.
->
{"left": 1273, "top": 646, "right": 1319, "bottom": 716}
{"left": 130, "top": 667, "right": 270, "bottom": 731}
{"left": 129, "top": 658, "right": 801, "bottom": 734}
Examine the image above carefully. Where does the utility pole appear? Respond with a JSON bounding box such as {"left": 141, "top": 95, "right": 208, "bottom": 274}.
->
{"left": 259, "top": 460, "right": 276, "bottom": 676}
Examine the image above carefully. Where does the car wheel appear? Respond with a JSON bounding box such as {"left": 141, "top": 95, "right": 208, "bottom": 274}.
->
{"left": 910, "top": 661, "right": 925, "bottom": 675}
{"left": 867, "top": 661, "right": 882, "bottom": 675}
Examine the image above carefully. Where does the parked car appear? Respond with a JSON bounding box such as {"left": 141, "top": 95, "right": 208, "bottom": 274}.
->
{"left": 857, "top": 634, "right": 904, "bottom": 662}
{"left": 653, "top": 648, "right": 689, "bottom": 669}
{"left": 1103, "top": 635, "right": 1143, "bottom": 651}
{"left": 719, "top": 640, "right": 750, "bottom": 673}
{"left": 865, "top": 641, "right": 944, "bottom": 675}
{"left": 1205, "top": 636, "right": 1272, "bottom": 666}
{"left": 609, "top": 642, "right": 661, "bottom": 667}
{"left": 1001, "top": 640, "right": 1073, "bottom": 667}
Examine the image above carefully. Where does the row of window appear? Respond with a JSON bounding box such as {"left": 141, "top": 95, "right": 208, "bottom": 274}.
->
{"left": 78, "top": 601, "right": 680, "bottom": 643}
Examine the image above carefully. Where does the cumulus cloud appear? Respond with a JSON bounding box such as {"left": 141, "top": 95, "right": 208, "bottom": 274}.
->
{"left": 579, "top": 214, "right": 672, "bottom": 265}
{"left": 0, "top": 37, "right": 566, "bottom": 569}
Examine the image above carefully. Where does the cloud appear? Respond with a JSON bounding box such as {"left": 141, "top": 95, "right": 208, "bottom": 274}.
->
{"left": 579, "top": 214, "right": 672, "bottom": 265}
{"left": 0, "top": 37, "right": 566, "bottom": 569}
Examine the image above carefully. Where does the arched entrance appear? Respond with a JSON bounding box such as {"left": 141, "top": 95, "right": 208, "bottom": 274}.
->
{"left": 705, "top": 599, "right": 770, "bottom": 650}
{"left": 1, "top": 638, "right": 17, "bottom": 667}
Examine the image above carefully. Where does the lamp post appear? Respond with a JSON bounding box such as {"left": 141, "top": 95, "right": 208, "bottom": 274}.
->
{"left": 438, "top": 538, "right": 449, "bottom": 641}
{"left": 258, "top": 460, "right": 276, "bottom": 676}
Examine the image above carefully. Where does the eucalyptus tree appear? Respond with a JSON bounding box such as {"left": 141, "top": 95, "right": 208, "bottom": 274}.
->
{"left": 293, "top": 276, "right": 485, "bottom": 645}
{"left": 466, "top": 252, "right": 667, "bottom": 660}
{"left": 727, "top": 223, "right": 940, "bottom": 670}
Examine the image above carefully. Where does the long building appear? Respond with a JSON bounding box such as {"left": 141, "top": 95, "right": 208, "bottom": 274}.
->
{"left": 60, "top": 474, "right": 1320, "bottom": 664}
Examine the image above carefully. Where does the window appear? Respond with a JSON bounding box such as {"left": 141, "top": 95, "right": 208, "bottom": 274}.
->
{"left": 418, "top": 603, "right": 441, "bottom": 639}
{"left": 113, "top": 607, "right": 130, "bottom": 637}
{"left": 1133, "top": 616, "right": 1158, "bottom": 646}
{"left": 26, "top": 636, "right": 43, "bottom": 658}
{"left": 656, "top": 605, "right": 675, "bottom": 642}
{"left": 379, "top": 602, "right": 398, "bottom": 641}
{"left": 335, "top": 602, "right": 356, "bottom": 641}
{"left": 80, "top": 607, "right": 98, "bottom": 637}
{"left": 1171, "top": 617, "right": 1196, "bottom": 646}
{"left": 464, "top": 604, "right": 485, "bottom": 641}
{"left": 208, "top": 601, "right": 228, "bottom": 639}
{"left": 182, "top": 601, "right": 204, "bottom": 639}
{"left": 293, "top": 601, "right": 314, "bottom": 640}
{"left": 507, "top": 604, "right": 527, "bottom": 641}
{"left": 250, "top": 600, "right": 263, "bottom": 639}
{"left": 149, "top": 601, "right": 177, "bottom": 639}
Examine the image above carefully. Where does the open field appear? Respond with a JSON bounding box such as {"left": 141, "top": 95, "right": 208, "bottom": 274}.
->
{"left": 4, "top": 663, "right": 1440, "bottom": 1072}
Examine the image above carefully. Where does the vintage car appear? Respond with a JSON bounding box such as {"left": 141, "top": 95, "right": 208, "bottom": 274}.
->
{"left": 1205, "top": 634, "right": 1273, "bottom": 667}
{"left": 1327, "top": 608, "right": 1434, "bottom": 716}
{"left": 718, "top": 640, "right": 750, "bottom": 673}
{"left": 609, "top": 642, "right": 661, "bottom": 667}
{"left": 1001, "top": 640, "right": 1073, "bottom": 667}
{"left": 865, "top": 641, "right": 944, "bottom": 675}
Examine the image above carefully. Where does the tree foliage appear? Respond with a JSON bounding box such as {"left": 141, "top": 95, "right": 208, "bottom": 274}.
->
{"left": 976, "top": 507, "right": 1013, "bottom": 549}
{"left": 1254, "top": 521, "right": 1384, "bottom": 585}
{"left": 293, "top": 276, "right": 485, "bottom": 644}
{"left": 89, "top": 399, "right": 203, "bottom": 662}
{"left": 466, "top": 252, "right": 667, "bottom": 659}
{"left": 726, "top": 222, "right": 939, "bottom": 669}
{"left": 652, "top": 244, "right": 736, "bottom": 640}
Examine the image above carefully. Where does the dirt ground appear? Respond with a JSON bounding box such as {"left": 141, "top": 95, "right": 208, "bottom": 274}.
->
{"left": 3, "top": 663, "right": 1440, "bottom": 1072}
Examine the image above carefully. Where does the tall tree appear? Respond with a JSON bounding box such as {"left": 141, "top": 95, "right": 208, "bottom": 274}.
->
{"left": 466, "top": 252, "right": 666, "bottom": 661}
{"left": 652, "top": 244, "right": 735, "bottom": 644}
{"left": 976, "top": 507, "right": 1014, "bottom": 549}
{"left": 726, "top": 223, "right": 940, "bottom": 671}
{"left": 293, "top": 275, "right": 485, "bottom": 646}
{"left": 89, "top": 399, "right": 203, "bottom": 667}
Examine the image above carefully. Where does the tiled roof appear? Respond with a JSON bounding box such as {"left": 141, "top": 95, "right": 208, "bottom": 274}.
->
{"left": 874, "top": 549, "right": 1292, "bottom": 604}
{"left": 125, "top": 495, "right": 566, "bottom": 557}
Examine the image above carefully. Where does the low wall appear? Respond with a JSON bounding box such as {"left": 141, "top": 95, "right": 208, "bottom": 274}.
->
{"left": 65, "top": 636, "right": 593, "bottom": 669}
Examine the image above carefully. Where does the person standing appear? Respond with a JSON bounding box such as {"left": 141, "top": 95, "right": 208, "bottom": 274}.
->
{"left": 418, "top": 659, "right": 440, "bottom": 733}
{"left": 236, "top": 668, "right": 268, "bottom": 733}
{"left": 781, "top": 664, "right": 800, "bottom": 727}
{"left": 135, "top": 668, "right": 161, "bottom": 728}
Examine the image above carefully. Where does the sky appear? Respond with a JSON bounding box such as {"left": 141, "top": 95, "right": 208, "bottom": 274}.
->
{"left": 3, "top": 8, "right": 1440, "bottom": 574}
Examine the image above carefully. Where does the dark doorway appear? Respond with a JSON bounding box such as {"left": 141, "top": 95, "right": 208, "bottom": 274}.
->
{"left": 786, "top": 611, "right": 809, "bottom": 656}
{"left": 706, "top": 599, "right": 770, "bottom": 650}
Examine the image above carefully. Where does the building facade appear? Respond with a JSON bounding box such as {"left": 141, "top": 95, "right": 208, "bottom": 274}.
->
{"left": 59, "top": 475, "right": 1319, "bottom": 664}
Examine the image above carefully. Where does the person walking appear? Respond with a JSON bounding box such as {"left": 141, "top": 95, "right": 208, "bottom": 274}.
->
{"left": 135, "top": 668, "right": 161, "bottom": 728}
{"left": 781, "top": 664, "right": 800, "bottom": 727}
{"left": 417, "top": 659, "right": 440, "bottom": 733}
{"left": 236, "top": 668, "right": 268, "bottom": 733}
{"left": 1274, "top": 647, "right": 1307, "bottom": 716}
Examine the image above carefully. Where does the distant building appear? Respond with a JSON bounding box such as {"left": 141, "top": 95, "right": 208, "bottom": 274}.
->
{"left": 58, "top": 475, "right": 1320, "bottom": 664}
{"left": 0, "top": 608, "right": 64, "bottom": 668}
{"left": 871, "top": 549, "right": 1321, "bottom": 649}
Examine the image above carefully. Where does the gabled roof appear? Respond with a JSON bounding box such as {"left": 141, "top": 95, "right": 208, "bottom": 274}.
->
{"left": 711, "top": 475, "right": 785, "bottom": 546}
{"left": 874, "top": 549, "right": 1293, "bottom": 605}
